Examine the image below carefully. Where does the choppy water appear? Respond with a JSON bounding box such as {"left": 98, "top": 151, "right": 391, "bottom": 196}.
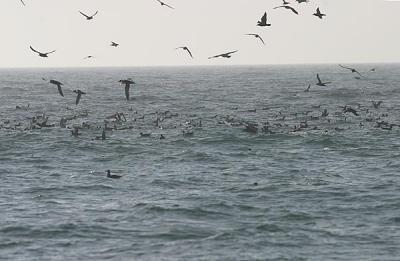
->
{"left": 1, "top": 65, "right": 400, "bottom": 260}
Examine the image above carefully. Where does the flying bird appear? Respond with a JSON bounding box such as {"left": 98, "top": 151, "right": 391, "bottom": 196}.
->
{"left": 313, "top": 8, "right": 326, "bottom": 19}
{"left": 49, "top": 80, "right": 64, "bottom": 97}
{"left": 282, "top": 0, "right": 290, "bottom": 5}
{"left": 83, "top": 55, "right": 95, "bottom": 59}
{"left": 273, "top": 5, "right": 299, "bottom": 15}
{"left": 316, "top": 74, "right": 331, "bottom": 86}
{"left": 73, "top": 90, "right": 86, "bottom": 105}
{"left": 30, "top": 46, "right": 56, "bottom": 58}
{"left": 119, "top": 79, "right": 136, "bottom": 100}
{"left": 245, "top": 34, "right": 265, "bottom": 45}
{"left": 79, "top": 11, "right": 98, "bottom": 20}
{"left": 176, "top": 46, "right": 193, "bottom": 58}
{"left": 338, "top": 64, "right": 364, "bottom": 77}
{"left": 257, "top": 12, "right": 271, "bottom": 26}
{"left": 155, "top": 0, "right": 174, "bottom": 9}
{"left": 296, "top": 0, "right": 308, "bottom": 3}
{"left": 208, "top": 50, "right": 238, "bottom": 59}
{"left": 110, "top": 41, "right": 119, "bottom": 47}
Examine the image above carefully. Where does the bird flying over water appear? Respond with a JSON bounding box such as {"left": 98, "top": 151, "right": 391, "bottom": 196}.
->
{"left": 257, "top": 12, "right": 271, "bottom": 27}
{"left": 313, "top": 8, "right": 326, "bottom": 19}
{"left": 79, "top": 11, "right": 98, "bottom": 20}
{"left": 208, "top": 50, "right": 238, "bottom": 59}
{"left": 176, "top": 46, "right": 193, "bottom": 58}
{"left": 316, "top": 74, "right": 331, "bottom": 86}
{"left": 155, "top": 0, "right": 174, "bottom": 9}
{"left": 274, "top": 5, "right": 299, "bottom": 15}
{"left": 338, "top": 64, "right": 364, "bottom": 77}
{"left": 110, "top": 41, "right": 119, "bottom": 47}
{"left": 245, "top": 34, "right": 265, "bottom": 45}
{"left": 30, "top": 46, "right": 56, "bottom": 58}
{"left": 73, "top": 90, "right": 86, "bottom": 105}
{"left": 49, "top": 80, "right": 64, "bottom": 97}
{"left": 119, "top": 79, "right": 136, "bottom": 100}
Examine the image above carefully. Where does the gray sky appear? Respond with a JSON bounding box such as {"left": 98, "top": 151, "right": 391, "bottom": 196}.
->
{"left": 1, "top": 0, "right": 400, "bottom": 67}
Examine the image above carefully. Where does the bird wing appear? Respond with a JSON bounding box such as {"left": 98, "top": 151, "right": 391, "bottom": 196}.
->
{"left": 76, "top": 93, "right": 81, "bottom": 105}
{"left": 339, "top": 64, "right": 353, "bottom": 71}
{"left": 316, "top": 8, "right": 321, "bottom": 14}
{"left": 185, "top": 48, "right": 193, "bottom": 58}
{"left": 208, "top": 54, "right": 221, "bottom": 59}
{"left": 45, "top": 50, "right": 56, "bottom": 55}
{"left": 30, "top": 46, "right": 40, "bottom": 54}
{"left": 125, "top": 85, "right": 130, "bottom": 100}
{"left": 261, "top": 12, "right": 267, "bottom": 23}
{"left": 317, "top": 74, "right": 322, "bottom": 84}
{"left": 286, "top": 6, "right": 298, "bottom": 14}
{"left": 92, "top": 11, "right": 99, "bottom": 17}
{"left": 79, "top": 11, "right": 90, "bottom": 18}
{"left": 50, "top": 79, "right": 62, "bottom": 86}
{"left": 164, "top": 3, "right": 174, "bottom": 9}
{"left": 57, "top": 85, "right": 64, "bottom": 97}
{"left": 225, "top": 50, "right": 238, "bottom": 55}
{"left": 245, "top": 33, "right": 257, "bottom": 36}
{"left": 258, "top": 35, "right": 265, "bottom": 45}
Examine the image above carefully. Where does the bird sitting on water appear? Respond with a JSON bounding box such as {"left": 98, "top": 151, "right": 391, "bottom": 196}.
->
{"left": 106, "top": 170, "right": 122, "bottom": 179}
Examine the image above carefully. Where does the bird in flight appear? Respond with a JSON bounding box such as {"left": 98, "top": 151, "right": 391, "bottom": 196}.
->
{"left": 110, "top": 41, "right": 119, "bottom": 47}
{"left": 338, "top": 64, "right": 364, "bottom": 77}
{"left": 296, "top": 0, "right": 308, "bottom": 3}
{"left": 49, "top": 80, "right": 64, "bottom": 97}
{"left": 119, "top": 79, "right": 136, "bottom": 100}
{"left": 208, "top": 50, "right": 238, "bottom": 59}
{"left": 30, "top": 46, "right": 56, "bottom": 58}
{"left": 176, "top": 46, "right": 193, "bottom": 58}
{"left": 155, "top": 0, "right": 174, "bottom": 9}
{"left": 79, "top": 11, "right": 98, "bottom": 20}
{"left": 245, "top": 34, "right": 265, "bottom": 45}
{"left": 273, "top": 5, "right": 299, "bottom": 15}
{"left": 83, "top": 55, "right": 95, "bottom": 59}
{"left": 257, "top": 12, "right": 271, "bottom": 27}
{"left": 73, "top": 90, "right": 86, "bottom": 105}
{"left": 282, "top": 0, "right": 290, "bottom": 5}
{"left": 313, "top": 8, "right": 326, "bottom": 19}
{"left": 316, "top": 74, "right": 331, "bottom": 86}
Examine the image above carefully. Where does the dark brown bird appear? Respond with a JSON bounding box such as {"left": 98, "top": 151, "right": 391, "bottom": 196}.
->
{"left": 176, "top": 46, "right": 193, "bottom": 58}
{"left": 257, "top": 12, "right": 271, "bottom": 26}
{"left": 110, "top": 41, "right": 119, "bottom": 47}
{"left": 245, "top": 34, "right": 265, "bottom": 45}
{"left": 30, "top": 46, "right": 56, "bottom": 58}
{"left": 79, "top": 11, "right": 98, "bottom": 20}
{"left": 49, "top": 80, "right": 64, "bottom": 97}
{"left": 208, "top": 50, "right": 238, "bottom": 59}
{"left": 73, "top": 90, "right": 86, "bottom": 105}
{"left": 106, "top": 170, "right": 122, "bottom": 179}
{"left": 119, "top": 79, "right": 136, "bottom": 100}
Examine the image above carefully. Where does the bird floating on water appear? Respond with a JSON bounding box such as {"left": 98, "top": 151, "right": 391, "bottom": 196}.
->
{"left": 30, "top": 46, "right": 56, "bottom": 58}
{"left": 106, "top": 170, "right": 122, "bottom": 179}
{"left": 110, "top": 41, "right": 119, "bottom": 47}
{"left": 313, "top": 8, "right": 326, "bottom": 19}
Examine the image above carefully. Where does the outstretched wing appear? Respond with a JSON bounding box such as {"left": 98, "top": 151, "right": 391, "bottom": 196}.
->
{"left": 76, "top": 93, "right": 81, "bottom": 105}
{"left": 125, "top": 85, "right": 130, "bottom": 100}
{"left": 339, "top": 64, "right": 353, "bottom": 71}
{"left": 258, "top": 35, "right": 265, "bottom": 45}
{"left": 317, "top": 74, "right": 322, "bottom": 84}
{"left": 92, "top": 11, "right": 99, "bottom": 17}
{"left": 208, "top": 54, "right": 221, "bottom": 59}
{"left": 30, "top": 46, "right": 40, "bottom": 54}
{"left": 261, "top": 12, "right": 267, "bottom": 23}
{"left": 45, "top": 50, "right": 56, "bottom": 55}
{"left": 185, "top": 48, "right": 193, "bottom": 58}
{"left": 79, "top": 11, "right": 90, "bottom": 18}
{"left": 225, "top": 50, "right": 238, "bottom": 56}
{"left": 287, "top": 6, "right": 298, "bottom": 15}
{"left": 164, "top": 3, "right": 174, "bottom": 9}
{"left": 57, "top": 85, "right": 64, "bottom": 97}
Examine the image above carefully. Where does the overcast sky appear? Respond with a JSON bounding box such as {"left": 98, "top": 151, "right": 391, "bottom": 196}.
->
{"left": 1, "top": 0, "right": 399, "bottom": 67}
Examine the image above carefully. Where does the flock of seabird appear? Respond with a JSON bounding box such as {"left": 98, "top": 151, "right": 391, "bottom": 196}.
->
{"left": 6, "top": 0, "right": 397, "bottom": 179}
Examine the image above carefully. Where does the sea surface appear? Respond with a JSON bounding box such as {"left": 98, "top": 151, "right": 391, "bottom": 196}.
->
{"left": 1, "top": 65, "right": 400, "bottom": 260}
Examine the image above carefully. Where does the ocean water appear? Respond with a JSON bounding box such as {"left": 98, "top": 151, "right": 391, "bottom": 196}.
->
{"left": 1, "top": 65, "right": 400, "bottom": 260}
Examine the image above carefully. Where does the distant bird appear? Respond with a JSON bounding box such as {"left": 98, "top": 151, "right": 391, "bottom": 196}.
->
{"left": 257, "top": 12, "right": 271, "bottom": 27}
{"left": 79, "top": 11, "right": 98, "bottom": 20}
{"left": 296, "top": 0, "right": 308, "bottom": 3}
{"left": 119, "top": 79, "right": 136, "bottom": 100}
{"left": 304, "top": 84, "right": 311, "bottom": 92}
{"left": 316, "top": 74, "right": 331, "bottom": 86}
{"left": 282, "top": 0, "right": 290, "bottom": 5}
{"left": 313, "top": 8, "right": 326, "bottom": 19}
{"left": 273, "top": 5, "right": 299, "bottom": 15}
{"left": 155, "top": 0, "right": 174, "bottom": 9}
{"left": 106, "top": 170, "right": 122, "bottom": 179}
{"left": 370, "top": 68, "right": 376, "bottom": 72}
{"left": 343, "top": 106, "right": 359, "bottom": 116}
{"left": 83, "top": 55, "right": 95, "bottom": 59}
{"left": 73, "top": 90, "right": 86, "bottom": 105}
{"left": 49, "top": 80, "right": 64, "bottom": 97}
{"left": 176, "top": 46, "right": 193, "bottom": 58}
{"left": 245, "top": 34, "right": 265, "bottom": 45}
{"left": 339, "top": 64, "right": 364, "bottom": 77}
{"left": 372, "top": 101, "right": 383, "bottom": 109}
{"left": 110, "top": 41, "right": 119, "bottom": 47}
{"left": 30, "top": 46, "right": 56, "bottom": 58}
{"left": 208, "top": 50, "right": 238, "bottom": 59}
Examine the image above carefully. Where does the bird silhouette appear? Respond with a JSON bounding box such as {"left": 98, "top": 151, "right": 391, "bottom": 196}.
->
{"left": 83, "top": 55, "right": 95, "bottom": 59}
{"left": 282, "top": 0, "right": 290, "bottom": 5}
{"left": 106, "top": 170, "right": 122, "bottom": 179}
{"left": 273, "top": 5, "right": 299, "bottom": 15}
{"left": 316, "top": 74, "right": 331, "bottom": 86}
{"left": 257, "top": 12, "right": 271, "bottom": 27}
{"left": 313, "top": 8, "right": 326, "bottom": 19}
{"left": 73, "top": 90, "right": 86, "bottom": 105}
{"left": 339, "top": 64, "right": 364, "bottom": 77}
{"left": 245, "top": 34, "right": 265, "bottom": 45}
{"left": 156, "top": 0, "right": 174, "bottom": 9}
{"left": 119, "top": 79, "right": 136, "bottom": 100}
{"left": 208, "top": 50, "right": 238, "bottom": 59}
{"left": 304, "top": 84, "right": 311, "bottom": 92}
{"left": 49, "top": 80, "right": 64, "bottom": 97}
{"left": 30, "top": 46, "right": 56, "bottom": 58}
{"left": 110, "top": 41, "right": 119, "bottom": 47}
{"left": 176, "top": 46, "right": 193, "bottom": 58}
{"left": 79, "top": 11, "right": 98, "bottom": 20}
